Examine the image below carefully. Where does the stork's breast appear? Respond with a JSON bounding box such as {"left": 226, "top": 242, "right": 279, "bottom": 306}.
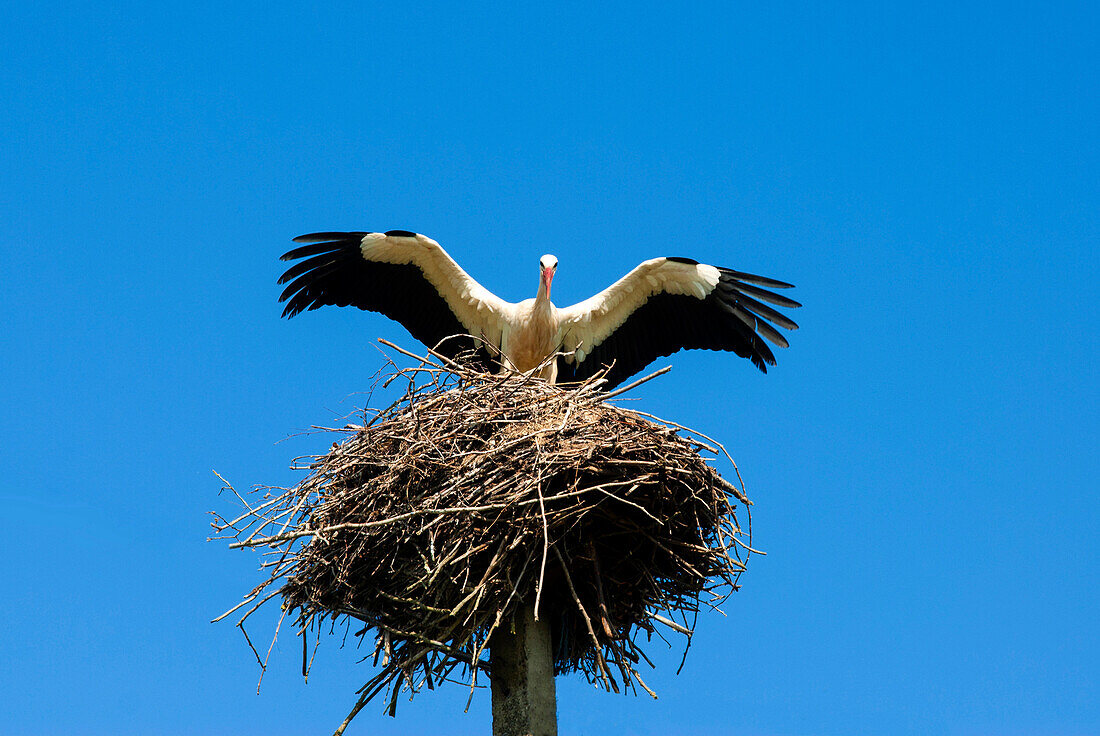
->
{"left": 506, "top": 317, "right": 557, "bottom": 372}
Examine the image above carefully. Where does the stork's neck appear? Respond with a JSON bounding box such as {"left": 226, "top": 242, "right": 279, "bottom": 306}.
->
{"left": 535, "top": 271, "right": 553, "bottom": 307}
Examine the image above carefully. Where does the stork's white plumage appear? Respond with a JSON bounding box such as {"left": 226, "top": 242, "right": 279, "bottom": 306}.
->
{"left": 279, "top": 230, "right": 800, "bottom": 389}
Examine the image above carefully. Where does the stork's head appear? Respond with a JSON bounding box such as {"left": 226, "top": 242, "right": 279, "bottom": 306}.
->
{"left": 539, "top": 254, "right": 558, "bottom": 293}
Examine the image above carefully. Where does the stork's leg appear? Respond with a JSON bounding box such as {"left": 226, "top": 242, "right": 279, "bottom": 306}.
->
{"left": 536, "top": 360, "right": 559, "bottom": 384}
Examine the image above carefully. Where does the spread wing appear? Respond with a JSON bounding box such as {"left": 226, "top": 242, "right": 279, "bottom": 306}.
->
{"left": 278, "top": 231, "right": 512, "bottom": 366}
{"left": 555, "top": 257, "right": 800, "bottom": 389}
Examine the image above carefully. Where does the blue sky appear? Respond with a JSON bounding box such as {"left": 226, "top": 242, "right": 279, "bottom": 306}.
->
{"left": 1, "top": 2, "right": 1097, "bottom": 734}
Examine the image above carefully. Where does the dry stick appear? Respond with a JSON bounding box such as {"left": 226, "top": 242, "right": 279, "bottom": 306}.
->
{"left": 618, "top": 408, "right": 723, "bottom": 456}
{"left": 333, "top": 688, "right": 373, "bottom": 736}
{"left": 211, "top": 592, "right": 259, "bottom": 623}
{"left": 238, "top": 621, "right": 264, "bottom": 673}
{"left": 650, "top": 613, "right": 692, "bottom": 636}
{"left": 674, "top": 606, "right": 701, "bottom": 676}
{"left": 301, "top": 626, "right": 309, "bottom": 678}
{"left": 533, "top": 468, "right": 550, "bottom": 623}
{"left": 231, "top": 588, "right": 283, "bottom": 628}
{"left": 213, "top": 475, "right": 293, "bottom": 530}
{"left": 588, "top": 541, "right": 615, "bottom": 638}
{"left": 590, "top": 481, "right": 663, "bottom": 522}
{"left": 378, "top": 336, "right": 478, "bottom": 376}
{"left": 553, "top": 546, "right": 614, "bottom": 692}
{"left": 601, "top": 365, "right": 673, "bottom": 400}
{"left": 306, "top": 625, "right": 322, "bottom": 682}
{"left": 630, "top": 666, "right": 659, "bottom": 699}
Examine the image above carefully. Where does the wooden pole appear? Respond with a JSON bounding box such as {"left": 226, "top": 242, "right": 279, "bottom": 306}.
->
{"left": 490, "top": 605, "right": 557, "bottom": 736}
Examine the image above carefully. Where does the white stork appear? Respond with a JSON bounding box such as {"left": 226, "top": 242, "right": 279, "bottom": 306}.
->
{"left": 278, "top": 230, "right": 800, "bottom": 389}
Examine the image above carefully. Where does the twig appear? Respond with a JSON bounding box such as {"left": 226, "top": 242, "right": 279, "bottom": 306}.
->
{"left": 602, "top": 365, "right": 673, "bottom": 400}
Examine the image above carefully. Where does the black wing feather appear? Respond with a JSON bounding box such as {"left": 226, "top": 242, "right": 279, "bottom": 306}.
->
{"left": 721, "top": 279, "right": 802, "bottom": 309}
{"left": 723, "top": 289, "right": 799, "bottom": 331}
{"left": 722, "top": 269, "right": 796, "bottom": 289}
{"left": 278, "top": 232, "right": 494, "bottom": 369}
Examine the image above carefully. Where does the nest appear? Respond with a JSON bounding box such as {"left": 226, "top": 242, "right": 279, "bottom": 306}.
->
{"left": 213, "top": 344, "right": 753, "bottom": 729}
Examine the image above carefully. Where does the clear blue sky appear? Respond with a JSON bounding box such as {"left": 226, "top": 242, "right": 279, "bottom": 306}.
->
{"left": 2, "top": 2, "right": 1096, "bottom": 734}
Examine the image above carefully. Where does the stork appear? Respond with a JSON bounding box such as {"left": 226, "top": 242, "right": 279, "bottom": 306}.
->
{"left": 278, "top": 230, "right": 800, "bottom": 390}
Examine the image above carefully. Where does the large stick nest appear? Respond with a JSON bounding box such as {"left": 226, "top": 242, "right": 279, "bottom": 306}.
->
{"left": 213, "top": 345, "right": 753, "bottom": 724}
